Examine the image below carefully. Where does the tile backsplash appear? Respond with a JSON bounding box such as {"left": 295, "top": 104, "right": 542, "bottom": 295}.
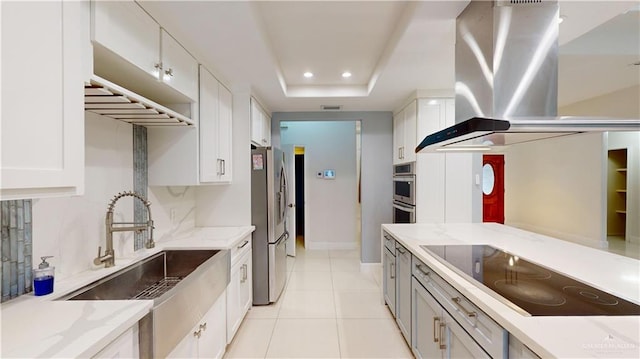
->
{"left": 133, "top": 125, "right": 148, "bottom": 250}
{"left": 0, "top": 200, "right": 32, "bottom": 302}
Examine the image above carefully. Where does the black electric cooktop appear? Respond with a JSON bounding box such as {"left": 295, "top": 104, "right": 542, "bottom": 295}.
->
{"left": 421, "top": 245, "right": 640, "bottom": 316}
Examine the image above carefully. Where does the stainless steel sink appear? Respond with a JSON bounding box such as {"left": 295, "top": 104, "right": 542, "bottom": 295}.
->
{"left": 59, "top": 249, "right": 230, "bottom": 358}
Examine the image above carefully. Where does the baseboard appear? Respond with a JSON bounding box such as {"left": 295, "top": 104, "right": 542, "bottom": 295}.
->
{"left": 360, "top": 262, "right": 382, "bottom": 273}
{"left": 306, "top": 241, "right": 358, "bottom": 250}
{"left": 628, "top": 235, "right": 640, "bottom": 244}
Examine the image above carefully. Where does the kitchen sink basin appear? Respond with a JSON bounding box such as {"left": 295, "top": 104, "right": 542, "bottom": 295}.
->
{"left": 59, "top": 249, "right": 230, "bottom": 358}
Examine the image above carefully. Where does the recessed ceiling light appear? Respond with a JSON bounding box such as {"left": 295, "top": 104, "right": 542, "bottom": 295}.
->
{"left": 303, "top": 72, "right": 314, "bottom": 78}
{"left": 342, "top": 72, "right": 352, "bottom": 78}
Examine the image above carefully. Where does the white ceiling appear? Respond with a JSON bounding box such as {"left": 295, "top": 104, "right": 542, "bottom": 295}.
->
{"left": 138, "top": 0, "right": 640, "bottom": 113}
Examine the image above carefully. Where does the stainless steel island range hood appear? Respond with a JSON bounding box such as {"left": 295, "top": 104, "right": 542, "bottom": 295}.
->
{"left": 416, "top": 0, "right": 639, "bottom": 153}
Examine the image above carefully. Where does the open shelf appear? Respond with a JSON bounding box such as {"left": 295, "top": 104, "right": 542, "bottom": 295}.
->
{"left": 607, "top": 149, "right": 628, "bottom": 238}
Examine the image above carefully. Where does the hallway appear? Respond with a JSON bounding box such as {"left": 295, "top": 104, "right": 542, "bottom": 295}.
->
{"left": 224, "top": 243, "right": 413, "bottom": 358}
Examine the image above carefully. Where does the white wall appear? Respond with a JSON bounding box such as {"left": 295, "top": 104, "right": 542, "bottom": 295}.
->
{"left": 195, "top": 91, "right": 252, "bottom": 226}
{"left": 33, "top": 113, "right": 195, "bottom": 280}
{"left": 608, "top": 132, "right": 640, "bottom": 243}
{"left": 280, "top": 121, "right": 358, "bottom": 250}
{"left": 272, "top": 112, "right": 392, "bottom": 263}
{"left": 559, "top": 85, "right": 640, "bottom": 118}
{"left": 504, "top": 84, "right": 640, "bottom": 248}
{"left": 504, "top": 133, "right": 606, "bottom": 247}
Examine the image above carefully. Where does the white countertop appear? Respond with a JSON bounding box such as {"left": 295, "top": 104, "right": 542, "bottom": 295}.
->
{"left": 0, "top": 225, "right": 254, "bottom": 358}
{"left": 382, "top": 223, "right": 640, "bottom": 359}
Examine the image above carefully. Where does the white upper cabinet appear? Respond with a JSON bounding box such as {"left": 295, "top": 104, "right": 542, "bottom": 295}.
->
{"left": 92, "top": 0, "right": 159, "bottom": 80}
{"left": 251, "top": 98, "right": 271, "bottom": 147}
{"left": 417, "top": 98, "right": 455, "bottom": 141}
{"left": 149, "top": 67, "right": 233, "bottom": 186}
{"left": 92, "top": 0, "right": 198, "bottom": 101}
{"left": 200, "top": 67, "right": 233, "bottom": 183}
{"left": 160, "top": 30, "right": 199, "bottom": 101}
{"left": 393, "top": 101, "right": 417, "bottom": 164}
{"left": 1, "top": 0, "right": 87, "bottom": 200}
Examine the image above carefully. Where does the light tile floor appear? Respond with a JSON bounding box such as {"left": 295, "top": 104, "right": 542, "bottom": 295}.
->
{"left": 224, "top": 243, "right": 413, "bottom": 359}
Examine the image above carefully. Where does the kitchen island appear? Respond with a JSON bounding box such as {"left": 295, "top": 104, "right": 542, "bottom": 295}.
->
{"left": 0, "top": 226, "right": 254, "bottom": 358}
{"left": 382, "top": 223, "right": 640, "bottom": 358}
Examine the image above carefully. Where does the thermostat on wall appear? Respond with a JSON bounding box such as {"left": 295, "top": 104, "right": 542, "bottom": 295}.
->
{"left": 323, "top": 169, "right": 336, "bottom": 179}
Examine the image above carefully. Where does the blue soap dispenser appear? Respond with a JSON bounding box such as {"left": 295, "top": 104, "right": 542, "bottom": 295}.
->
{"left": 33, "top": 256, "right": 55, "bottom": 296}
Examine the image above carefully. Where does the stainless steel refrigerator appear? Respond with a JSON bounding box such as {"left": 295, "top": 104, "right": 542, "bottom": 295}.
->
{"left": 251, "top": 147, "right": 288, "bottom": 305}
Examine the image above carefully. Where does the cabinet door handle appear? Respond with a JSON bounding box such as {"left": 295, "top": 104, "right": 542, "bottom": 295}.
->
{"left": 415, "top": 264, "right": 430, "bottom": 276}
{"left": 193, "top": 329, "right": 202, "bottom": 338}
{"left": 240, "top": 263, "right": 247, "bottom": 283}
{"left": 164, "top": 68, "right": 174, "bottom": 77}
{"left": 237, "top": 240, "right": 249, "bottom": 249}
{"left": 243, "top": 263, "right": 248, "bottom": 281}
{"left": 199, "top": 322, "right": 207, "bottom": 332}
{"left": 439, "top": 322, "right": 447, "bottom": 350}
{"left": 452, "top": 297, "right": 477, "bottom": 318}
{"left": 433, "top": 317, "right": 440, "bottom": 343}
{"left": 390, "top": 262, "right": 395, "bottom": 279}
{"left": 221, "top": 159, "right": 226, "bottom": 175}
{"left": 397, "top": 247, "right": 406, "bottom": 255}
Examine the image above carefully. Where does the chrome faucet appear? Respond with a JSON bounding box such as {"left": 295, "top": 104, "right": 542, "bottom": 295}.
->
{"left": 94, "top": 191, "right": 155, "bottom": 268}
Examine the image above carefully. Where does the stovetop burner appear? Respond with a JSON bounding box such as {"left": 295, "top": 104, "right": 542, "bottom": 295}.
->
{"left": 563, "top": 285, "right": 619, "bottom": 306}
{"left": 421, "top": 244, "right": 640, "bottom": 316}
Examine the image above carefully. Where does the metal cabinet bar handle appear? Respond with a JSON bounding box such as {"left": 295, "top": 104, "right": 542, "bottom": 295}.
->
{"left": 433, "top": 317, "right": 440, "bottom": 343}
{"left": 415, "top": 264, "right": 430, "bottom": 276}
{"left": 200, "top": 322, "right": 207, "bottom": 331}
{"left": 238, "top": 240, "right": 249, "bottom": 249}
{"left": 439, "top": 322, "right": 447, "bottom": 350}
{"left": 193, "top": 329, "right": 201, "bottom": 338}
{"left": 222, "top": 159, "right": 226, "bottom": 175}
{"left": 390, "top": 262, "right": 395, "bottom": 279}
{"left": 242, "top": 263, "right": 248, "bottom": 282}
{"left": 452, "top": 297, "right": 477, "bottom": 317}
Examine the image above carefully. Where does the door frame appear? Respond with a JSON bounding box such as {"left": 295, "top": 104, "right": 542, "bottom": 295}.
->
{"left": 282, "top": 144, "right": 307, "bottom": 256}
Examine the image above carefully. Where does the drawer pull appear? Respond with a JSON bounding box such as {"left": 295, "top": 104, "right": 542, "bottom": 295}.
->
{"left": 433, "top": 317, "right": 440, "bottom": 343}
{"left": 415, "top": 264, "right": 430, "bottom": 276}
{"left": 452, "top": 297, "right": 477, "bottom": 318}
{"left": 237, "top": 240, "right": 249, "bottom": 249}
{"left": 397, "top": 247, "right": 406, "bottom": 255}
{"left": 439, "top": 322, "right": 447, "bottom": 350}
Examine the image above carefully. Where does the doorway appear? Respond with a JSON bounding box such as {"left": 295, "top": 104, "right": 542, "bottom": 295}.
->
{"left": 482, "top": 154, "right": 505, "bottom": 224}
{"left": 295, "top": 147, "right": 305, "bottom": 248}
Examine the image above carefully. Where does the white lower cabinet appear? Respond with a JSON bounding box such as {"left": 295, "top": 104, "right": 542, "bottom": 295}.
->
{"left": 168, "top": 293, "right": 226, "bottom": 359}
{"left": 383, "top": 246, "right": 396, "bottom": 317}
{"left": 395, "top": 243, "right": 412, "bottom": 344}
{"left": 412, "top": 277, "right": 489, "bottom": 359}
{"left": 509, "top": 334, "right": 541, "bottom": 359}
{"left": 94, "top": 324, "right": 139, "bottom": 358}
{"left": 226, "top": 237, "right": 253, "bottom": 343}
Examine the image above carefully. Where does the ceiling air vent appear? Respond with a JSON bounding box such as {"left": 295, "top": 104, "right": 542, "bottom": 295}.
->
{"left": 509, "top": 0, "right": 543, "bottom": 4}
{"left": 321, "top": 105, "right": 342, "bottom": 111}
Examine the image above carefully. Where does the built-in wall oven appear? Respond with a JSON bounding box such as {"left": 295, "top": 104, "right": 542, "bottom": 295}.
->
{"left": 393, "top": 162, "right": 416, "bottom": 223}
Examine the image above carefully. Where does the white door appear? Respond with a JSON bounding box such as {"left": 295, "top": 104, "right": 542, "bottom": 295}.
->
{"left": 282, "top": 144, "right": 297, "bottom": 257}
